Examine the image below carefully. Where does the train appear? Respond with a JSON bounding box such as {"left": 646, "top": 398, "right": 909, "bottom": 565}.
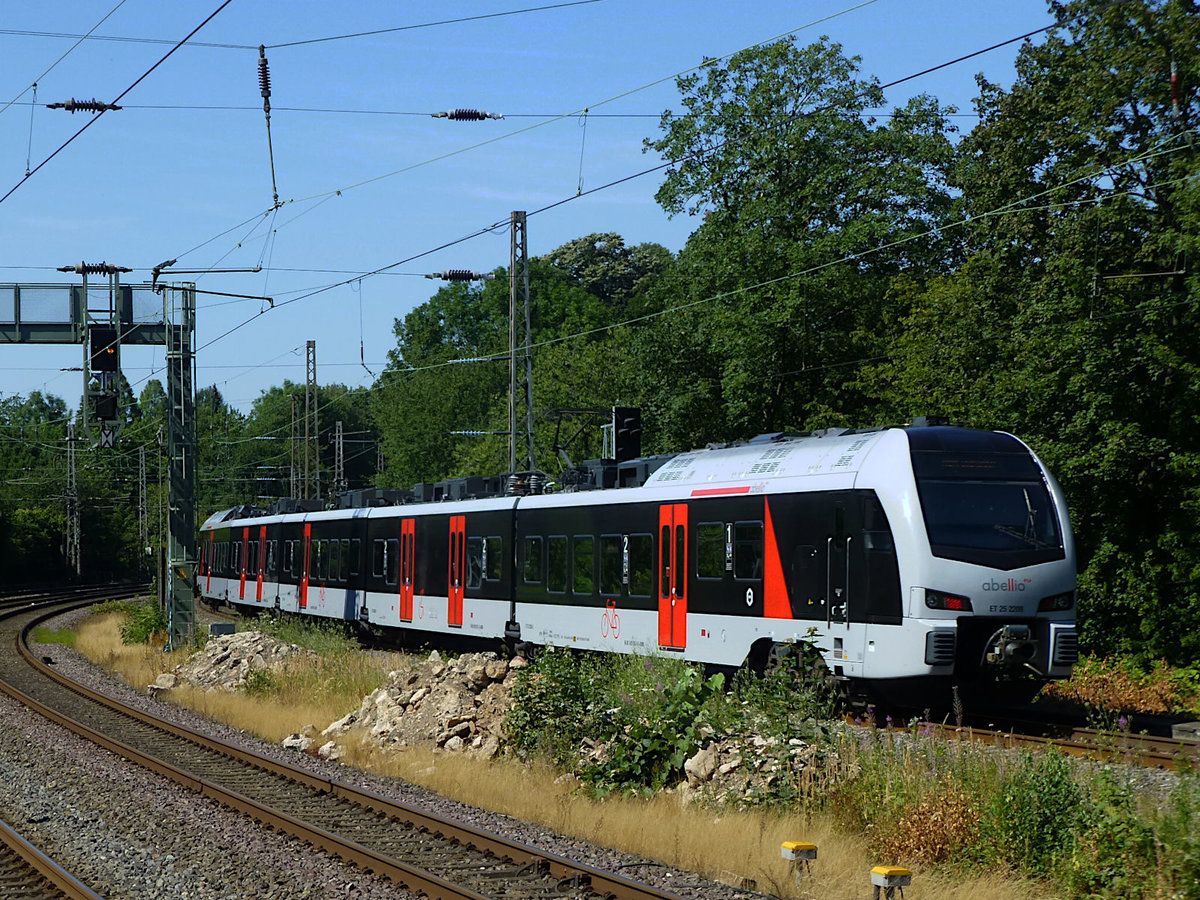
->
{"left": 198, "top": 422, "right": 1078, "bottom": 705}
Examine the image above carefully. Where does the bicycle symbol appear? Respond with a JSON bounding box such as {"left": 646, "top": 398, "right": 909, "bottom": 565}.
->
{"left": 601, "top": 598, "right": 621, "bottom": 639}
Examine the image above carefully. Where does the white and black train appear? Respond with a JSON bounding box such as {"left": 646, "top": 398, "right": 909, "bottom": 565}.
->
{"left": 199, "top": 424, "right": 1079, "bottom": 704}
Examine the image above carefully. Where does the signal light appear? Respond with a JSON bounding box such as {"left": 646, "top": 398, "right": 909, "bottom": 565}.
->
{"left": 925, "top": 589, "right": 972, "bottom": 611}
{"left": 89, "top": 325, "right": 120, "bottom": 372}
{"left": 613, "top": 406, "right": 642, "bottom": 462}
{"left": 94, "top": 393, "right": 118, "bottom": 420}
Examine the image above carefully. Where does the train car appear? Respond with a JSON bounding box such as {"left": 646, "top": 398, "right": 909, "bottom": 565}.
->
{"left": 199, "top": 424, "right": 1078, "bottom": 703}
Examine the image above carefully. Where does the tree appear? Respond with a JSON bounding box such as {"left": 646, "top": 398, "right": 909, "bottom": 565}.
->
{"left": 876, "top": 0, "right": 1200, "bottom": 662}
{"left": 635, "top": 37, "right": 958, "bottom": 447}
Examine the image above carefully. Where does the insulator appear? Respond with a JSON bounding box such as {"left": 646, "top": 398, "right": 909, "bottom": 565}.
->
{"left": 258, "top": 46, "right": 272, "bottom": 99}
{"left": 48, "top": 98, "right": 119, "bottom": 114}
{"left": 441, "top": 269, "right": 482, "bottom": 281}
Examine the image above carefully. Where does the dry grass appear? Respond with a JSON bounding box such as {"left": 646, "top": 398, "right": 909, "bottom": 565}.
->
{"left": 1039, "top": 655, "right": 1200, "bottom": 716}
{"left": 74, "top": 613, "right": 190, "bottom": 688}
{"left": 74, "top": 613, "right": 1054, "bottom": 900}
{"left": 338, "top": 735, "right": 1049, "bottom": 900}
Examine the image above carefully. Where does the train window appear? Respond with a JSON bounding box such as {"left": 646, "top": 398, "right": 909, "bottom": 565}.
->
{"left": 348, "top": 539, "right": 360, "bottom": 576}
{"left": 599, "top": 535, "right": 622, "bottom": 595}
{"left": 675, "top": 525, "right": 686, "bottom": 595}
{"left": 290, "top": 541, "right": 301, "bottom": 578}
{"left": 265, "top": 541, "right": 275, "bottom": 575}
{"left": 734, "top": 522, "right": 764, "bottom": 580}
{"left": 282, "top": 541, "right": 292, "bottom": 576}
{"left": 522, "top": 537, "right": 544, "bottom": 583}
{"left": 484, "top": 536, "right": 502, "bottom": 581}
{"left": 386, "top": 538, "right": 399, "bottom": 585}
{"left": 466, "top": 537, "right": 484, "bottom": 589}
{"left": 330, "top": 539, "right": 342, "bottom": 582}
{"left": 659, "top": 525, "right": 671, "bottom": 596}
{"left": 628, "top": 533, "right": 653, "bottom": 597}
{"left": 573, "top": 535, "right": 595, "bottom": 596}
{"left": 372, "top": 540, "right": 386, "bottom": 578}
{"left": 547, "top": 536, "right": 568, "bottom": 593}
{"left": 696, "top": 523, "right": 725, "bottom": 579}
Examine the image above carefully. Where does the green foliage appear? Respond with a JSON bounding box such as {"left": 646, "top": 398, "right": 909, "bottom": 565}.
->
{"left": 120, "top": 597, "right": 169, "bottom": 645}
{"left": 580, "top": 664, "right": 724, "bottom": 796}
{"left": 31, "top": 626, "right": 76, "bottom": 648}
{"left": 504, "top": 648, "right": 609, "bottom": 767}
{"left": 248, "top": 613, "right": 357, "bottom": 656}
{"left": 242, "top": 667, "right": 280, "bottom": 697}
{"left": 1155, "top": 770, "right": 1200, "bottom": 899}
{"left": 972, "top": 752, "right": 1083, "bottom": 877}
{"left": 1064, "top": 771, "right": 1157, "bottom": 898}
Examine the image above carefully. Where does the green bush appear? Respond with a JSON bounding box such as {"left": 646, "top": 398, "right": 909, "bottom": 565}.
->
{"left": 1154, "top": 770, "right": 1200, "bottom": 900}
{"left": 973, "top": 752, "right": 1082, "bottom": 877}
{"left": 504, "top": 648, "right": 608, "bottom": 768}
{"left": 581, "top": 664, "right": 724, "bottom": 796}
{"left": 120, "top": 597, "right": 168, "bottom": 645}
{"left": 1064, "top": 770, "right": 1156, "bottom": 898}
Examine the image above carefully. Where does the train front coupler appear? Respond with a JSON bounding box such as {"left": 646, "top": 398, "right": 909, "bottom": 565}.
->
{"left": 982, "top": 624, "right": 1043, "bottom": 678}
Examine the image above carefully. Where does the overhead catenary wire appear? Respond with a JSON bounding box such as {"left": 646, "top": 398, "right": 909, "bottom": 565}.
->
{"left": 0, "top": 0, "right": 236, "bottom": 208}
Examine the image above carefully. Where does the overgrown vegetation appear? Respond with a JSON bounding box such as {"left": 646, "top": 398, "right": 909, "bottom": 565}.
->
{"left": 1041, "top": 655, "right": 1200, "bottom": 717}
{"left": 507, "top": 647, "right": 1200, "bottom": 898}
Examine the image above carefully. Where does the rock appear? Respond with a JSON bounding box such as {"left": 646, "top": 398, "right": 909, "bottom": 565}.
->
{"left": 484, "top": 660, "right": 508, "bottom": 681}
{"left": 409, "top": 687, "right": 428, "bottom": 706}
{"left": 322, "top": 712, "right": 356, "bottom": 737}
{"left": 148, "top": 673, "right": 179, "bottom": 695}
{"left": 684, "top": 743, "right": 718, "bottom": 785}
{"left": 316, "top": 741, "right": 341, "bottom": 761}
{"left": 444, "top": 736, "right": 465, "bottom": 752}
{"left": 282, "top": 733, "right": 312, "bottom": 752}
{"left": 508, "top": 656, "right": 528, "bottom": 670}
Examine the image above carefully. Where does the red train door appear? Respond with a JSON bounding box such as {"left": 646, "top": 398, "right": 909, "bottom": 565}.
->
{"left": 399, "top": 518, "right": 415, "bottom": 622}
{"left": 204, "top": 534, "right": 212, "bottom": 593}
{"left": 256, "top": 524, "right": 267, "bottom": 601}
{"left": 448, "top": 515, "right": 465, "bottom": 627}
{"left": 300, "top": 522, "right": 312, "bottom": 609}
{"left": 238, "top": 527, "right": 249, "bottom": 600}
{"left": 657, "top": 504, "right": 688, "bottom": 649}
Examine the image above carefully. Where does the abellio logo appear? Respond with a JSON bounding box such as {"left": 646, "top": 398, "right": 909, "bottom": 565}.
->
{"left": 982, "top": 577, "right": 1032, "bottom": 592}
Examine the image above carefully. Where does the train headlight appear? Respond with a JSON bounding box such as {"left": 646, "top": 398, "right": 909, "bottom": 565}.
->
{"left": 1038, "top": 591, "right": 1075, "bottom": 612}
{"left": 924, "top": 589, "right": 972, "bottom": 611}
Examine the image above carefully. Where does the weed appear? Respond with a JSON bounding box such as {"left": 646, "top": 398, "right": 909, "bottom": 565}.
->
{"left": 31, "top": 626, "right": 76, "bottom": 648}
{"left": 119, "top": 597, "right": 168, "bottom": 645}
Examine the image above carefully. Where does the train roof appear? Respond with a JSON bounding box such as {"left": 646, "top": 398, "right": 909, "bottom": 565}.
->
{"left": 201, "top": 424, "right": 1032, "bottom": 527}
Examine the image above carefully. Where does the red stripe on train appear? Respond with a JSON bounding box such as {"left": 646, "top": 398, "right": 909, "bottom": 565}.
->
{"left": 690, "top": 486, "right": 752, "bottom": 497}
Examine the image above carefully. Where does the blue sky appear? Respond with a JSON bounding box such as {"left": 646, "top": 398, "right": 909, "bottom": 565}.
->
{"left": 0, "top": 0, "right": 1054, "bottom": 412}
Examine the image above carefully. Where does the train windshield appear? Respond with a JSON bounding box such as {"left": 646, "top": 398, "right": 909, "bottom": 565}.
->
{"left": 909, "top": 430, "right": 1065, "bottom": 570}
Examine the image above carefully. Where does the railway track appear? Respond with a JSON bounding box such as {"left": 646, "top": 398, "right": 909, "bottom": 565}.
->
{"left": 1, "top": 591, "right": 691, "bottom": 900}
{"left": 0, "top": 815, "right": 104, "bottom": 900}
{"left": 910, "top": 721, "right": 1200, "bottom": 768}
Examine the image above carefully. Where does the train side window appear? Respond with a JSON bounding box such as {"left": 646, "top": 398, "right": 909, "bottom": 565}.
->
{"left": 348, "top": 539, "right": 360, "bottom": 576}
{"left": 659, "top": 525, "right": 671, "bottom": 596}
{"left": 522, "top": 537, "right": 544, "bottom": 583}
{"left": 484, "top": 536, "right": 502, "bottom": 581}
{"left": 330, "top": 539, "right": 343, "bottom": 582}
{"left": 599, "top": 535, "right": 622, "bottom": 595}
{"left": 466, "top": 537, "right": 484, "bottom": 589}
{"left": 696, "top": 522, "right": 725, "bottom": 579}
{"left": 265, "top": 541, "right": 276, "bottom": 575}
{"left": 385, "top": 538, "right": 399, "bottom": 585}
{"left": 628, "top": 533, "right": 653, "bottom": 597}
{"left": 283, "top": 541, "right": 293, "bottom": 576}
{"left": 734, "top": 522, "right": 764, "bottom": 580}
{"left": 372, "top": 540, "right": 386, "bottom": 578}
{"left": 547, "top": 536, "right": 568, "bottom": 593}
{"left": 573, "top": 535, "right": 595, "bottom": 596}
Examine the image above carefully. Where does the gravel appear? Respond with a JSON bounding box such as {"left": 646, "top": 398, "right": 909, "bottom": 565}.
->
{"left": 10, "top": 607, "right": 760, "bottom": 900}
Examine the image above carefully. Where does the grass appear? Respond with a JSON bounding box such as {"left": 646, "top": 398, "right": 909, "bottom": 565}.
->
{"left": 336, "top": 735, "right": 1049, "bottom": 900}
{"left": 32, "top": 626, "right": 76, "bottom": 648}
{"left": 77, "top": 612, "right": 1195, "bottom": 899}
